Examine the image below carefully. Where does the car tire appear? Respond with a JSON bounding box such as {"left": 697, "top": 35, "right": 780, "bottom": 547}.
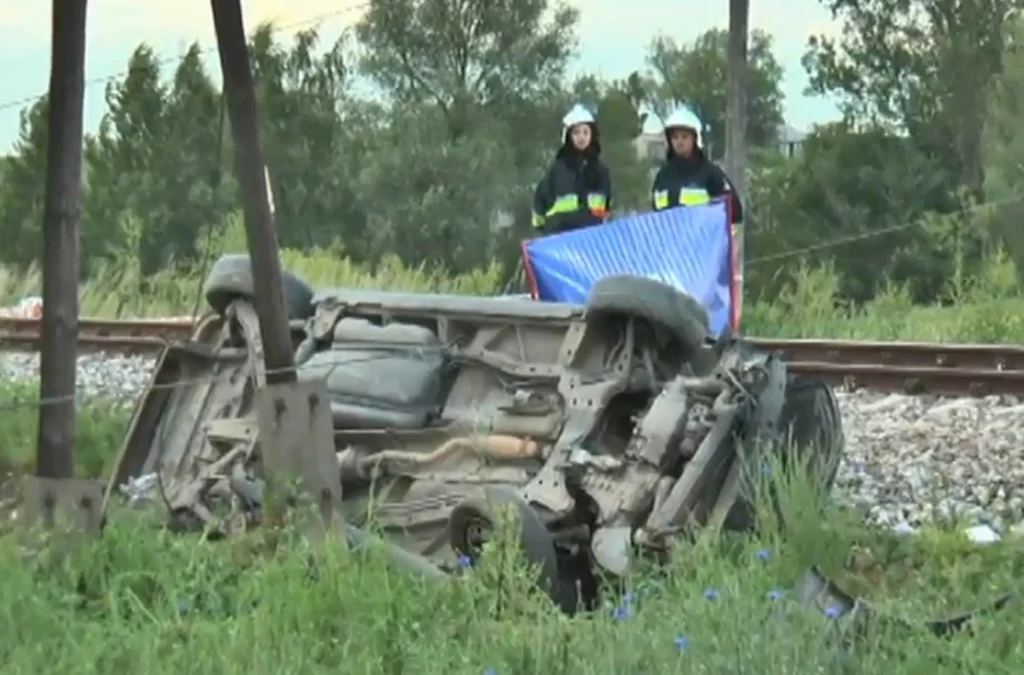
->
{"left": 777, "top": 376, "right": 844, "bottom": 492}
{"left": 449, "top": 486, "right": 576, "bottom": 612}
{"left": 584, "top": 275, "right": 709, "bottom": 357}
{"left": 202, "top": 253, "right": 315, "bottom": 319}
{"left": 723, "top": 375, "right": 844, "bottom": 531}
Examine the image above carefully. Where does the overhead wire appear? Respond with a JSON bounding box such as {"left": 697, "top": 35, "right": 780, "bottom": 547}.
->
{"left": 744, "top": 193, "right": 1023, "bottom": 266}
{"left": 0, "top": 3, "right": 370, "bottom": 115}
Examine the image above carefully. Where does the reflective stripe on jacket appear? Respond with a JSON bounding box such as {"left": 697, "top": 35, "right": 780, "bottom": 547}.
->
{"left": 532, "top": 154, "right": 612, "bottom": 234}
{"left": 650, "top": 155, "right": 742, "bottom": 223}
{"left": 653, "top": 187, "right": 710, "bottom": 210}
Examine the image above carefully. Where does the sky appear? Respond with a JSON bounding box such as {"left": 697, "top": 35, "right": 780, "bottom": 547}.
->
{"left": 0, "top": 1, "right": 843, "bottom": 152}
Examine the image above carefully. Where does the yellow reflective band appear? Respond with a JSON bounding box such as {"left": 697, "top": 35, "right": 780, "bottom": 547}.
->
{"left": 653, "top": 190, "right": 669, "bottom": 210}
{"left": 532, "top": 212, "right": 545, "bottom": 228}
{"left": 587, "top": 193, "right": 608, "bottom": 216}
{"left": 546, "top": 194, "right": 580, "bottom": 216}
{"left": 679, "top": 188, "right": 710, "bottom": 206}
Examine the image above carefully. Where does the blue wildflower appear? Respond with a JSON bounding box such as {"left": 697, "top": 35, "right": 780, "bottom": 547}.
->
{"left": 622, "top": 591, "right": 637, "bottom": 604}
{"left": 767, "top": 589, "right": 784, "bottom": 601}
{"left": 824, "top": 605, "right": 843, "bottom": 619}
{"left": 484, "top": 670, "right": 497, "bottom": 675}
{"left": 674, "top": 635, "right": 689, "bottom": 652}
{"left": 174, "top": 598, "right": 191, "bottom": 614}
{"left": 613, "top": 605, "right": 632, "bottom": 620}
{"left": 703, "top": 588, "right": 720, "bottom": 601}
{"left": 756, "top": 548, "right": 770, "bottom": 561}
{"left": 762, "top": 463, "right": 772, "bottom": 476}
{"left": 457, "top": 555, "right": 473, "bottom": 569}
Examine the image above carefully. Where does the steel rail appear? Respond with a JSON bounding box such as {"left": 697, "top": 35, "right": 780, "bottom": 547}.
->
{"left": 0, "top": 316, "right": 194, "bottom": 341}
{"left": 752, "top": 338, "right": 1024, "bottom": 373}
{"left": 1, "top": 316, "right": 1023, "bottom": 396}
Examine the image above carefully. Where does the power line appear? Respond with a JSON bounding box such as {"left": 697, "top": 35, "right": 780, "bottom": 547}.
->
{"left": 0, "top": 3, "right": 370, "bottom": 115}
{"left": 745, "top": 195, "right": 1020, "bottom": 265}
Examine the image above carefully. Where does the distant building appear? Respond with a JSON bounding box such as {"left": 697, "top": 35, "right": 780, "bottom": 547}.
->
{"left": 632, "top": 122, "right": 808, "bottom": 164}
{"left": 633, "top": 131, "right": 666, "bottom": 167}
{"left": 778, "top": 124, "right": 806, "bottom": 158}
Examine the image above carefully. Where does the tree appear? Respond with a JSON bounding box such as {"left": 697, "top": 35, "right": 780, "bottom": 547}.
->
{"left": 355, "top": 0, "right": 578, "bottom": 173}
{"left": 746, "top": 123, "right": 967, "bottom": 302}
{"left": 982, "top": 15, "right": 1024, "bottom": 281}
{"left": 0, "top": 98, "right": 49, "bottom": 266}
{"left": 248, "top": 24, "right": 360, "bottom": 252}
{"left": 84, "top": 45, "right": 172, "bottom": 272}
{"left": 356, "top": 0, "right": 577, "bottom": 136}
{"left": 352, "top": 105, "right": 513, "bottom": 272}
{"left": 645, "top": 28, "right": 784, "bottom": 153}
{"left": 803, "top": 0, "right": 1023, "bottom": 195}
{"left": 594, "top": 83, "right": 651, "bottom": 212}
{"left": 352, "top": 0, "right": 582, "bottom": 271}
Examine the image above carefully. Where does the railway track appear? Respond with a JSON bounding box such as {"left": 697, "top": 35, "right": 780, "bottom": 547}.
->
{"left": 1, "top": 316, "right": 1023, "bottom": 396}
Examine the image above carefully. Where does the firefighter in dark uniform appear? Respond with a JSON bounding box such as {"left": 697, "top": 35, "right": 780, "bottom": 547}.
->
{"left": 651, "top": 106, "right": 743, "bottom": 223}
{"left": 531, "top": 104, "right": 613, "bottom": 235}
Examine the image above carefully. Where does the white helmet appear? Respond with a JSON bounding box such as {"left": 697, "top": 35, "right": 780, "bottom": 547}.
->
{"left": 561, "top": 103, "right": 596, "bottom": 140}
{"left": 663, "top": 106, "right": 703, "bottom": 149}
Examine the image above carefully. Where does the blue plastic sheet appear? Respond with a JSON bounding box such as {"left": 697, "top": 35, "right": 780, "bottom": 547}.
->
{"left": 521, "top": 201, "right": 737, "bottom": 336}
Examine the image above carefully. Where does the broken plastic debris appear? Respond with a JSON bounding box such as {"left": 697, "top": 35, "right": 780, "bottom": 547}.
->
{"left": 964, "top": 524, "right": 1000, "bottom": 545}
{"left": 891, "top": 522, "right": 1002, "bottom": 544}
{"left": 119, "top": 473, "right": 158, "bottom": 505}
{"left": 796, "top": 566, "right": 1013, "bottom": 637}
{"left": 14, "top": 296, "right": 42, "bottom": 319}
{"left": 892, "top": 521, "right": 916, "bottom": 536}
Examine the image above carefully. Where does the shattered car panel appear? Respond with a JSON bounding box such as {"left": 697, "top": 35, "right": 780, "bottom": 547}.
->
{"left": 796, "top": 566, "right": 1014, "bottom": 638}
{"left": 105, "top": 265, "right": 845, "bottom": 611}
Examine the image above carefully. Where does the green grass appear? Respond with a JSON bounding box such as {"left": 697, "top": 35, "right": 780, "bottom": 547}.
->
{"left": 0, "top": 380, "right": 130, "bottom": 479}
{"left": 0, "top": 383, "right": 1021, "bottom": 674}
{"left": 1, "top": 512, "right": 1020, "bottom": 674}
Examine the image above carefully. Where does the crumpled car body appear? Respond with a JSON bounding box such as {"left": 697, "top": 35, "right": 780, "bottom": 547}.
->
{"left": 104, "top": 263, "right": 845, "bottom": 612}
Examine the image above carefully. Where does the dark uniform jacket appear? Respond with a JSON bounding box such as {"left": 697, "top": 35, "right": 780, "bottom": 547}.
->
{"left": 532, "top": 135, "right": 612, "bottom": 235}
{"left": 651, "top": 151, "right": 743, "bottom": 223}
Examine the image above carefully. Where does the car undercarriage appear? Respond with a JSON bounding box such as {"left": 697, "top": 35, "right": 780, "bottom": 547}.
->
{"left": 105, "top": 255, "right": 846, "bottom": 612}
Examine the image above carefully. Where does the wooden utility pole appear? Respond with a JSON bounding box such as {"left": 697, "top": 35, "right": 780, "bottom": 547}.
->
{"left": 37, "top": 0, "right": 89, "bottom": 478}
{"left": 725, "top": 0, "right": 749, "bottom": 317}
{"left": 210, "top": 0, "right": 295, "bottom": 383}
{"left": 725, "top": 0, "right": 749, "bottom": 193}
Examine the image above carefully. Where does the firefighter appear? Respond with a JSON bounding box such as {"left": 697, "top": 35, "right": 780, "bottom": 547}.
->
{"left": 651, "top": 106, "right": 743, "bottom": 223}
{"left": 531, "top": 104, "right": 612, "bottom": 235}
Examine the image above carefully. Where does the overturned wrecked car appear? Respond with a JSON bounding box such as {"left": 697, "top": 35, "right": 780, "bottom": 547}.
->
{"left": 105, "top": 254, "right": 845, "bottom": 611}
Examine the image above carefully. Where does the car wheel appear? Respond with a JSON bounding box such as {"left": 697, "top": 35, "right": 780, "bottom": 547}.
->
{"left": 448, "top": 486, "right": 576, "bottom": 612}
{"left": 724, "top": 375, "right": 844, "bottom": 531}
{"left": 585, "top": 275, "right": 709, "bottom": 358}
{"left": 202, "top": 253, "right": 315, "bottom": 319}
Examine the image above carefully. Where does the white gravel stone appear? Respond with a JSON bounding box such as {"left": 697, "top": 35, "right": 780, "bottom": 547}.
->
{"left": 0, "top": 352, "right": 156, "bottom": 404}
{"left": 833, "top": 389, "right": 1024, "bottom": 533}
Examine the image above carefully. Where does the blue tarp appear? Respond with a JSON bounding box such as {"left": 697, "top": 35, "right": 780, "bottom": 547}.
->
{"left": 521, "top": 201, "right": 737, "bottom": 336}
